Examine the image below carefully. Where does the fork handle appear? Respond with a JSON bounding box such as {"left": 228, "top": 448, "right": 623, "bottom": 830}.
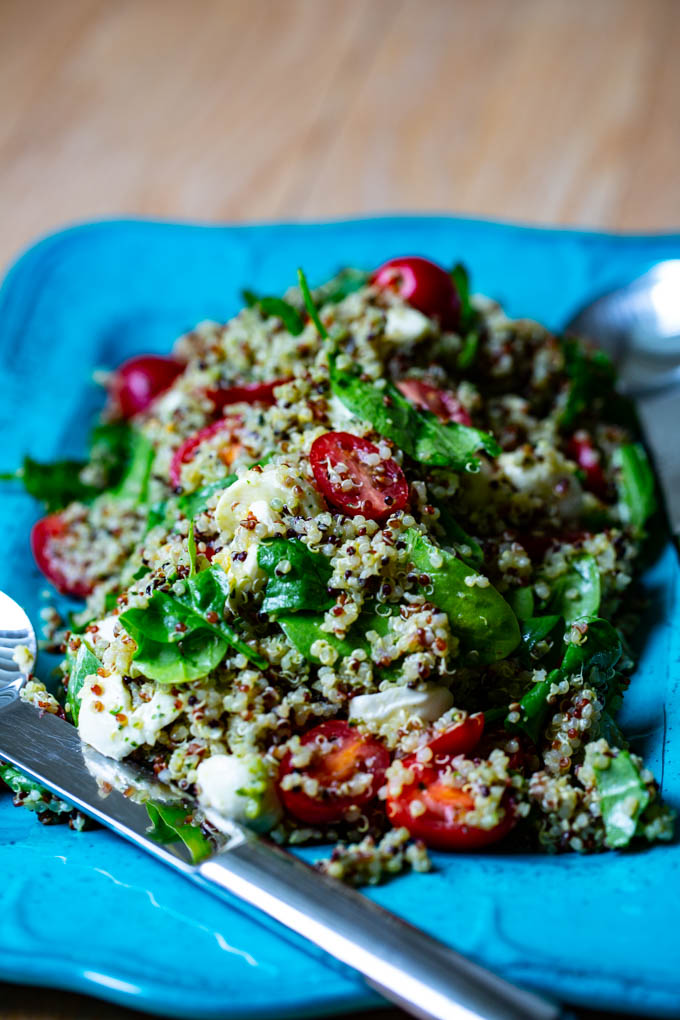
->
{"left": 198, "top": 834, "right": 562, "bottom": 1020}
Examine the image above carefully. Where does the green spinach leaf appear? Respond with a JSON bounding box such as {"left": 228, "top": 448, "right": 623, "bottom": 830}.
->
{"left": 278, "top": 603, "right": 398, "bottom": 673}
{"left": 66, "top": 641, "right": 102, "bottom": 725}
{"left": 1, "top": 456, "right": 99, "bottom": 511}
{"left": 146, "top": 800, "right": 213, "bottom": 862}
{"left": 545, "top": 553, "right": 600, "bottom": 623}
{"left": 109, "top": 429, "right": 155, "bottom": 505}
{"left": 178, "top": 476, "right": 237, "bottom": 518}
{"left": 519, "top": 615, "right": 564, "bottom": 669}
{"left": 616, "top": 442, "right": 657, "bottom": 529}
{"left": 298, "top": 267, "right": 329, "bottom": 339}
{"left": 434, "top": 502, "right": 485, "bottom": 569}
{"left": 258, "top": 538, "right": 334, "bottom": 615}
{"left": 593, "top": 749, "right": 650, "bottom": 849}
{"left": 450, "top": 262, "right": 477, "bottom": 334}
{"left": 329, "top": 351, "right": 499, "bottom": 470}
{"left": 559, "top": 338, "right": 617, "bottom": 430}
{"left": 0, "top": 764, "right": 72, "bottom": 816}
{"left": 405, "top": 529, "right": 519, "bottom": 662}
{"left": 321, "top": 268, "right": 369, "bottom": 304}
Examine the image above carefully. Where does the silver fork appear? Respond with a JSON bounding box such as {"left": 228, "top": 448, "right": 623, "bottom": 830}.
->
{"left": 0, "top": 591, "right": 36, "bottom": 706}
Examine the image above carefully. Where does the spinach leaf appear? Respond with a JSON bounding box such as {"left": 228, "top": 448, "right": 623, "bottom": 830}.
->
{"left": 120, "top": 566, "right": 265, "bottom": 682}
{"left": 506, "top": 586, "right": 535, "bottom": 621}
{"left": 146, "top": 800, "right": 213, "bottom": 862}
{"left": 298, "top": 267, "right": 329, "bottom": 340}
{"left": 66, "top": 641, "right": 102, "bottom": 725}
{"left": 616, "top": 442, "right": 657, "bottom": 529}
{"left": 178, "top": 476, "right": 237, "bottom": 518}
{"left": 187, "top": 522, "right": 198, "bottom": 577}
{"left": 434, "top": 502, "right": 484, "bottom": 569}
{"left": 89, "top": 420, "right": 134, "bottom": 479}
{"left": 0, "top": 764, "right": 72, "bottom": 817}
{"left": 519, "top": 615, "right": 564, "bottom": 669}
{"left": 258, "top": 538, "right": 334, "bottom": 615}
{"left": 329, "top": 351, "right": 499, "bottom": 470}
{"left": 322, "top": 268, "right": 369, "bottom": 304}
{"left": 593, "top": 750, "right": 650, "bottom": 849}
{"left": 457, "top": 331, "right": 479, "bottom": 370}
{"left": 405, "top": 529, "right": 520, "bottom": 662}
{"left": 2, "top": 456, "right": 99, "bottom": 511}
{"left": 559, "top": 337, "right": 617, "bottom": 430}
{"left": 545, "top": 553, "right": 600, "bottom": 624}
{"left": 278, "top": 603, "right": 398, "bottom": 671}
{"left": 450, "top": 262, "right": 477, "bottom": 334}
{"left": 109, "top": 430, "right": 155, "bottom": 505}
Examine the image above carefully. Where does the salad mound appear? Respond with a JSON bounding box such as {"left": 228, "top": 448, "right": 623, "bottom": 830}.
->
{"left": 3, "top": 255, "right": 674, "bottom": 880}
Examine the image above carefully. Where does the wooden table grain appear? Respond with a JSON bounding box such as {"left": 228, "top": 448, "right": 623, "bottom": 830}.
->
{"left": 2, "top": 1, "right": 678, "bottom": 1018}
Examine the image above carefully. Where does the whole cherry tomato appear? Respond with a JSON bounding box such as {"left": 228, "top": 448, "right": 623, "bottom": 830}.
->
{"left": 31, "top": 513, "right": 94, "bottom": 598}
{"left": 277, "top": 720, "right": 390, "bottom": 825}
{"left": 206, "top": 378, "right": 291, "bottom": 413}
{"left": 396, "top": 379, "right": 472, "bottom": 426}
{"left": 372, "top": 256, "right": 461, "bottom": 331}
{"left": 111, "top": 355, "right": 184, "bottom": 418}
{"left": 310, "top": 432, "right": 408, "bottom": 521}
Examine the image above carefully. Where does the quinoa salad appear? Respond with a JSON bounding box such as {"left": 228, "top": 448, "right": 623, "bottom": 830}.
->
{"left": 2, "top": 255, "right": 674, "bottom": 884}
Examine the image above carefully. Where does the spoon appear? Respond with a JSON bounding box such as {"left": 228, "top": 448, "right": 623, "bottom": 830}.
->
{"left": 565, "top": 260, "right": 680, "bottom": 535}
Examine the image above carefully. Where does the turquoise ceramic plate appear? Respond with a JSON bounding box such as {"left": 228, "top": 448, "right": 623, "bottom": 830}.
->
{"left": 0, "top": 217, "right": 679, "bottom": 1018}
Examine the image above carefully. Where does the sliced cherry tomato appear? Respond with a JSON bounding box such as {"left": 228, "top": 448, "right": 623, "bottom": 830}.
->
{"left": 31, "top": 513, "right": 94, "bottom": 598}
{"left": 277, "top": 720, "right": 390, "bottom": 825}
{"left": 567, "top": 431, "right": 608, "bottom": 500}
{"left": 169, "top": 416, "right": 242, "bottom": 489}
{"left": 425, "top": 712, "right": 484, "bottom": 756}
{"left": 309, "top": 432, "right": 408, "bottom": 521}
{"left": 110, "top": 355, "right": 184, "bottom": 418}
{"left": 372, "top": 256, "right": 461, "bottom": 331}
{"left": 386, "top": 756, "right": 516, "bottom": 851}
{"left": 206, "top": 378, "right": 292, "bottom": 413}
{"left": 396, "top": 379, "right": 472, "bottom": 426}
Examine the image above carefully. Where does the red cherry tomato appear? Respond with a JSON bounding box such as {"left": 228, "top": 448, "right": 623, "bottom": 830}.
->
{"left": 567, "top": 431, "right": 608, "bottom": 500}
{"left": 110, "top": 355, "right": 184, "bottom": 418}
{"left": 386, "top": 756, "right": 516, "bottom": 851}
{"left": 396, "top": 379, "right": 472, "bottom": 426}
{"left": 206, "top": 378, "right": 292, "bottom": 413}
{"left": 372, "top": 256, "right": 461, "bottom": 331}
{"left": 309, "top": 432, "right": 408, "bottom": 521}
{"left": 31, "top": 514, "right": 94, "bottom": 598}
{"left": 277, "top": 720, "right": 390, "bottom": 825}
{"left": 425, "top": 712, "right": 484, "bottom": 756}
{"left": 169, "top": 416, "right": 242, "bottom": 489}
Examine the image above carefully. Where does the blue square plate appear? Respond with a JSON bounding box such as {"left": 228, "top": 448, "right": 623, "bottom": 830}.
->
{"left": 1, "top": 217, "right": 679, "bottom": 1019}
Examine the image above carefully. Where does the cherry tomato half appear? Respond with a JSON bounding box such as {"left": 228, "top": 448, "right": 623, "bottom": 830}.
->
{"left": 309, "top": 432, "right": 408, "bottom": 521}
{"left": 277, "top": 720, "right": 390, "bottom": 825}
{"left": 206, "top": 378, "right": 291, "bottom": 413}
{"left": 567, "top": 431, "right": 608, "bottom": 500}
{"left": 386, "top": 756, "right": 516, "bottom": 851}
{"left": 169, "top": 416, "right": 242, "bottom": 489}
{"left": 31, "top": 513, "right": 94, "bottom": 598}
{"left": 372, "top": 256, "right": 461, "bottom": 331}
{"left": 110, "top": 355, "right": 185, "bottom": 419}
{"left": 396, "top": 379, "right": 472, "bottom": 426}
{"left": 425, "top": 712, "right": 484, "bottom": 756}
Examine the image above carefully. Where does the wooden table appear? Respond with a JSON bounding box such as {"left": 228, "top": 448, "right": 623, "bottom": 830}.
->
{"left": 2, "top": 1, "right": 678, "bottom": 1017}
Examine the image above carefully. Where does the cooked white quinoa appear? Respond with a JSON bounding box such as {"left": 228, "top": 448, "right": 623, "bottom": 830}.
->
{"left": 5, "top": 260, "right": 674, "bottom": 881}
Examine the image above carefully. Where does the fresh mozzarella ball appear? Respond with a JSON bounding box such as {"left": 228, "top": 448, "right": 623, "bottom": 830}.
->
{"left": 498, "top": 442, "right": 583, "bottom": 520}
{"left": 215, "top": 463, "right": 322, "bottom": 540}
{"left": 384, "top": 306, "right": 432, "bottom": 344}
{"left": 78, "top": 672, "right": 183, "bottom": 760}
{"left": 196, "top": 753, "right": 282, "bottom": 833}
{"left": 348, "top": 683, "right": 454, "bottom": 731}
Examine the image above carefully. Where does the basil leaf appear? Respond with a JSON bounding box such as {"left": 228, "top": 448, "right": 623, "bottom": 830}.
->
{"left": 5, "top": 456, "right": 99, "bottom": 511}
{"left": 298, "top": 267, "right": 329, "bottom": 340}
{"left": 258, "top": 538, "right": 334, "bottom": 615}
{"left": 146, "top": 801, "right": 213, "bottom": 863}
{"left": 178, "top": 476, "right": 237, "bottom": 518}
{"left": 329, "top": 351, "right": 499, "bottom": 470}
{"left": 405, "top": 529, "right": 520, "bottom": 662}
{"left": 109, "top": 430, "right": 155, "bottom": 505}
{"left": 545, "top": 553, "right": 600, "bottom": 624}
{"left": 0, "top": 764, "right": 72, "bottom": 817}
{"left": 519, "top": 615, "right": 564, "bottom": 669}
{"left": 593, "top": 750, "right": 650, "bottom": 849}
{"left": 616, "top": 442, "right": 657, "bottom": 529}
{"left": 559, "top": 338, "right": 617, "bottom": 430}
{"left": 66, "top": 641, "right": 102, "bottom": 725}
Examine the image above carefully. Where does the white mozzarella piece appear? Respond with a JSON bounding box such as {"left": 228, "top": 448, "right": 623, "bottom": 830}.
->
{"left": 78, "top": 672, "right": 182, "bottom": 761}
{"left": 348, "top": 683, "right": 454, "bottom": 729}
{"left": 215, "top": 463, "right": 321, "bottom": 540}
{"left": 384, "top": 306, "right": 432, "bottom": 344}
{"left": 196, "top": 753, "right": 282, "bottom": 832}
